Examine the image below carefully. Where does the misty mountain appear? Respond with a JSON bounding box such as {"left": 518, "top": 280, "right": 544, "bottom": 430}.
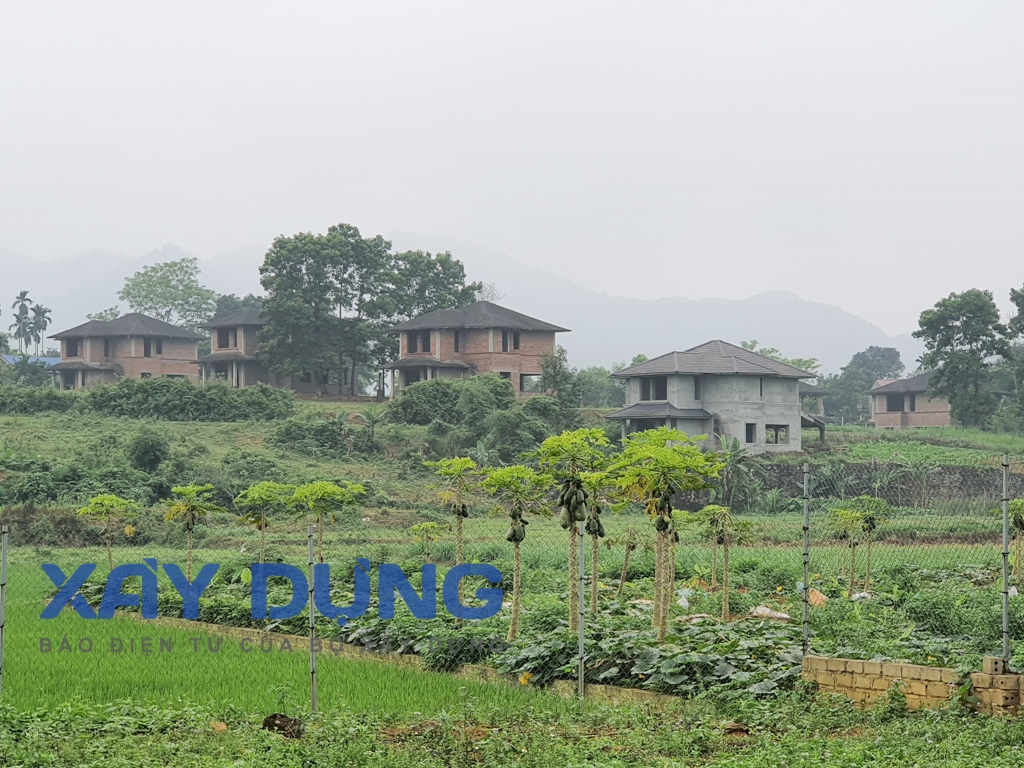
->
{"left": 0, "top": 238, "right": 921, "bottom": 374}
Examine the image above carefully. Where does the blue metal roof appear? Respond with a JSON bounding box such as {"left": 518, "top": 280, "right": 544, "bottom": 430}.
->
{"left": 0, "top": 354, "right": 61, "bottom": 366}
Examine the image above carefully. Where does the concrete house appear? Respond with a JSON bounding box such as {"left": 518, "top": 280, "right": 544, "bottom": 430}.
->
{"left": 868, "top": 371, "right": 952, "bottom": 428}
{"left": 605, "top": 340, "right": 822, "bottom": 453}
{"left": 196, "top": 308, "right": 348, "bottom": 394}
{"left": 46, "top": 313, "right": 202, "bottom": 389}
{"left": 387, "top": 301, "right": 569, "bottom": 397}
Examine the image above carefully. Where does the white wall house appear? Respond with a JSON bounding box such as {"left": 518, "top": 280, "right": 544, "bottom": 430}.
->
{"left": 605, "top": 340, "right": 822, "bottom": 453}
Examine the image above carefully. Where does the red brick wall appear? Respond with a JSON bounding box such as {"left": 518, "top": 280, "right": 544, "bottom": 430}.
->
{"left": 873, "top": 393, "right": 952, "bottom": 428}
{"left": 104, "top": 336, "right": 199, "bottom": 382}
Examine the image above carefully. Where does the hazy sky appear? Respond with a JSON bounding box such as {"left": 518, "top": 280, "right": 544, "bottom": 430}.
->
{"left": 2, "top": 2, "right": 1022, "bottom": 335}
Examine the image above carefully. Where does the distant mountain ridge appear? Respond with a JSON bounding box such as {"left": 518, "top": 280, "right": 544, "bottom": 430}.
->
{"left": 0, "top": 238, "right": 922, "bottom": 374}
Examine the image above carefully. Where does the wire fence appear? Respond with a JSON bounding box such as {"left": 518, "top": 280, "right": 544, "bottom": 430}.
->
{"left": 1, "top": 454, "right": 1022, "bottom": 711}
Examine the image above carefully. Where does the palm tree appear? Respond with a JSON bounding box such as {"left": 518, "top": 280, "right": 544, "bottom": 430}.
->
{"left": 482, "top": 465, "right": 549, "bottom": 641}
{"left": 165, "top": 484, "right": 225, "bottom": 580}
{"left": 30, "top": 304, "right": 51, "bottom": 355}
{"left": 10, "top": 291, "right": 32, "bottom": 355}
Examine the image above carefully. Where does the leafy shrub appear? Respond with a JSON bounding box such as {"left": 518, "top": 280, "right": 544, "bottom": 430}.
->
{"left": 270, "top": 414, "right": 349, "bottom": 456}
{"left": 127, "top": 427, "right": 171, "bottom": 471}
{"left": 0, "top": 385, "right": 75, "bottom": 414}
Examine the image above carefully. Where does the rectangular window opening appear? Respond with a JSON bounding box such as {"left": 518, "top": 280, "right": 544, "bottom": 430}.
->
{"left": 143, "top": 339, "right": 153, "bottom": 358}
{"left": 454, "top": 331, "right": 460, "bottom": 353}
{"left": 66, "top": 339, "right": 79, "bottom": 357}
{"left": 501, "top": 330, "right": 510, "bottom": 352}
{"left": 694, "top": 376, "right": 702, "bottom": 401}
{"left": 641, "top": 376, "right": 668, "bottom": 401}
{"left": 520, "top": 374, "right": 542, "bottom": 393}
{"left": 420, "top": 331, "right": 431, "bottom": 353}
{"left": 140, "top": 372, "right": 152, "bottom": 380}
{"left": 408, "top": 332, "right": 418, "bottom": 354}
{"left": 909, "top": 393, "right": 916, "bottom": 412}
{"left": 759, "top": 377, "right": 764, "bottom": 398}
{"left": 217, "top": 329, "right": 230, "bottom": 349}
{"left": 155, "top": 339, "right": 163, "bottom": 355}
{"left": 513, "top": 331, "right": 520, "bottom": 350}
{"left": 765, "top": 424, "right": 789, "bottom": 445}
{"left": 745, "top": 423, "right": 756, "bottom": 444}
{"left": 103, "top": 339, "right": 110, "bottom": 357}
{"left": 886, "top": 393, "right": 905, "bottom": 412}
{"left": 499, "top": 371, "right": 512, "bottom": 380}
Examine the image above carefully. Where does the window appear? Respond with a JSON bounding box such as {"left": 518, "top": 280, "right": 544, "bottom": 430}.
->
{"left": 140, "top": 372, "right": 152, "bottom": 379}
{"left": 499, "top": 371, "right": 512, "bottom": 380}
{"left": 103, "top": 338, "right": 110, "bottom": 357}
{"left": 454, "top": 331, "right": 460, "bottom": 353}
{"left": 694, "top": 376, "right": 702, "bottom": 401}
{"left": 909, "top": 393, "right": 916, "bottom": 412}
{"left": 765, "top": 424, "right": 789, "bottom": 444}
{"left": 520, "top": 374, "right": 543, "bottom": 393}
{"left": 322, "top": 371, "right": 330, "bottom": 384}
{"left": 408, "top": 332, "right": 418, "bottom": 354}
{"left": 759, "top": 377, "right": 764, "bottom": 398}
{"left": 299, "top": 371, "right": 312, "bottom": 383}
{"left": 745, "top": 423, "right": 756, "bottom": 443}
{"left": 164, "top": 374, "right": 186, "bottom": 379}
{"left": 501, "top": 330, "right": 520, "bottom": 352}
{"left": 886, "top": 393, "right": 905, "bottom": 412}
{"left": 66, "top": 339, "right": 79, "bottom": 357}
{"left": 155, "top": 339, "right": 163, "bottom": 355}
{"left": 217, "top": 329, "right": 231, "bottom": 349}
{"left": 143, "top": 339, "right": 153, "bottom": 358}
{"left": 640, "top": 376, "right": 667, "bottom": 401}
{"left": 420, "top": 331, "right": 431, "bottom": 353}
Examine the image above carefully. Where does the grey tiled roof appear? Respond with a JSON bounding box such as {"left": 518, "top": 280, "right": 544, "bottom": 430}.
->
{"left": 52, "top": 313, "right": 203, "bottom": 340}
{"left": 202, "top": 308, "right": 266, "bottom": 328}
{"left": 603, "top": 402, "right": 713, "bottom": 421}
{"left": 611, "top": 340, "right": 814, "bottom": 379}
{"left": 868, "top": 371, "right": 935, "bottom": 394}
{"left": 387, "top": 358, "right": 472, "bottom": 370}
{"left": 390, "top": 301, "right": 569, "bottom": 333}
{"left": 799, "top": 381, "right": 826, "bottom": 396}
{"left": 44, "top": 360, "right": 117, "bottom": 371}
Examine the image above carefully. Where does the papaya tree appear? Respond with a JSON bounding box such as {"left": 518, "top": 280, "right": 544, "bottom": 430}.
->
{"left": 410, "top": 521, "right": 445, "bottom": 563}
{"left": 581, "top": 471, "right": 611, "bottom": 614}
{"left": 611, "top": 427, "right": 723, "bottom": 641}
{"left": 605, "top": 524, "right": 645, "bottom": 600}
{"left": 78, "top": 494, "right": 140, "bottom": 571}
{"left": 535, "top": 429, "right": 612, "bottom": 634}
{"left": 235, "top": 481, "right": 295, "bottom": 564}
{"left": 481, "top": 465, "right": 550, "bottom": 641}
{"left": 833, "top": 495, "right": 890, "bottom": 593}
{"left": 164, "top": 484, "right": 225, "bottom": 581}
{"left": 290, "top": 480, "right": 366, "bottom": 563}
{"left": 830, "top": 505, "right": 865, "bottom": 596}
{"left": 424, "top": 457, "right": 479, "bottom": 570}
{"left": 697, "top": 504, "right": 747, "bottom": 621}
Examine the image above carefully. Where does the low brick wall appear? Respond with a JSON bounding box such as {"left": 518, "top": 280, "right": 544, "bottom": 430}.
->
{"left": 803, "top": 655, "right": 1023, "bottom": 716}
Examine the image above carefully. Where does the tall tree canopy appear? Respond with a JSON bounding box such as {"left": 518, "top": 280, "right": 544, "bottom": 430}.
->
{"left": 739, "top": 340, "right": 820, "bottom": 377}
{"left": 118, "top": 257, "right": 217, "bottom": 330}
{"left": 913, "top": 289, "right": 1009, "bottom": 427}
{"left": 259, "top": 224, "right": 480, "bottom": 395}
{"left": 820, "top": 346, "right": 905, "bottom": 423}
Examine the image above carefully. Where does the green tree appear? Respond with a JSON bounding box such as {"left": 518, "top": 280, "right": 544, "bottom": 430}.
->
{"left": 118, "top": 257, "right": 217, "bottom": 330}
{"left": 539, "top": 346, "right": 583, "bottom": 431}
{"left": 127, "top": 427, "right": 171, "bottom": 472}
{"left": 536, "top": 428, "right": 612, "bottom": 633}
{"left": 235, "top": 481, "right": 296, "bottom": 563}
{"left": 611, "top": 427, "right": 723, "bottom": 639}
{"left": 78, "top": 494, "right": 139, "bottom": 571}
{"left": 164, "top": 484, "right": 225, "bottom": 580}
{"left": 740, "top": 340, "right": 820, "bottom": 377}
{"left": 821, "top": 346, "right": 906, "bottom": 423}
{"left": 86, "top": 307, "right": 121, "bottom": 322}
{"left": 213, "top": 293, "right": 264, "bottom": 317}
{"left": 409, "top": 522, "right": 445, "bottom": 563}
{"left": 914, "top": 289, "right": 1009, "bottom": 427}
{"left": 577, "top": 366, "right": 625, "bottom": 408}
{"left": 290, "top": 480, "right": 365, "bottom": 563}
{"left": 481, "top": 465, "right": 550, "bottom": 640}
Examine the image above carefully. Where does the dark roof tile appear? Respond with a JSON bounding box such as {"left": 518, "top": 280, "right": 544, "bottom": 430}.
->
{"left": 390, "top": 301, "right": 569, "bottom": 333}
{"left": 52, "top": 313, "right": 203, "bottom": 340}
{"left": 611, "top": 340, "right": 814, "bottom": 379}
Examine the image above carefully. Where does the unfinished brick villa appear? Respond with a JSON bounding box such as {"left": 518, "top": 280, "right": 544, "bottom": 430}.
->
{"left": 386, "top": 301, "right": 569, "bottom": 397}
{"left": 46, "top": 313, "right": 202, "bottom": 388}
{"left": 868, "top": 371, "right": 952, "bottom": 428}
